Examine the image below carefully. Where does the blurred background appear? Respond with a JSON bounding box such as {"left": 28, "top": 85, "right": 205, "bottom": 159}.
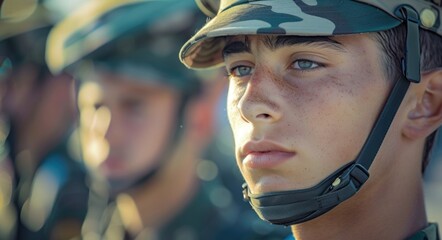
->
{"left": 424, "top": 132, "right": 442, "bottom": 225}
{"left": 0, "top": 0, "right": 440, "bottom": 240}
{"left": 0, "top": 0, "right": 291, "bottom": 239}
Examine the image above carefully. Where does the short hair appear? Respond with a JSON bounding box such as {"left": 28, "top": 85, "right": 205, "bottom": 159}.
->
{"left": 372, "top": 25, "right": 442, "bottom": 173}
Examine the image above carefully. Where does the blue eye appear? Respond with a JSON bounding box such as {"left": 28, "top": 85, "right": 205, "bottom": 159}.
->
{"left": 293, "top": 60, "right": 320, "bottom": 70}
{"left": 230, "top": 66, "right": 253, "bottom": 77}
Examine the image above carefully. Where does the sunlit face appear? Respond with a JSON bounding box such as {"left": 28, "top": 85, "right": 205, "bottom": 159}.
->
{"left": 89, "top": 71, "right": 180, "bottom": 186}
{"left": 223, "top": 34, "right": 392, "bottom": 194}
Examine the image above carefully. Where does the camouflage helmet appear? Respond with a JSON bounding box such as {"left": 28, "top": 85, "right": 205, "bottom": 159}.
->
{"left": 180, "top": 0, "right": 442, "bottom": 69}
{"left": 46, "top": 0, "right": 205, "bottom": 92}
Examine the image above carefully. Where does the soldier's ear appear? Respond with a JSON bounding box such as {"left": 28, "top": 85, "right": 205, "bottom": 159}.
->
{"left": 403, "top": 69, "right": 442, "bottom": 140}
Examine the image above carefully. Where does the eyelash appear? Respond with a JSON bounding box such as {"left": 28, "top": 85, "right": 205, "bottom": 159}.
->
{"left": 225, "top": 58, "right": 326, "bottom": 81}
{"left": 227, "top": 65, "right": 253, "bottom": 78}
{"left": 226, "top": 58, "right": 324, "bottom": 77}
{"left": 291, "top": 59, "right": 324, "bottom": 72}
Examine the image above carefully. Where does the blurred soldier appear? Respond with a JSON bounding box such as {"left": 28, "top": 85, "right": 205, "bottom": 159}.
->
{"left": 46, "top": 0, "right": 290, "bottom": 239}
{"left": 0, "top": 1, "right": 89, "bottom": 239}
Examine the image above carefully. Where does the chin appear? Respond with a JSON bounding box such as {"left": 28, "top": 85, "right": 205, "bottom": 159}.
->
{"left": 251, "top": 175, "right": 296, "bottom": 193}
{"left": 251, "top": 173, "right": 324, "bottom": 194}
{"left": 101, "top": 169, "right": 127, "bottom": 180}
{"left": 99, "top": 163, "right": 129, "bottom": 180}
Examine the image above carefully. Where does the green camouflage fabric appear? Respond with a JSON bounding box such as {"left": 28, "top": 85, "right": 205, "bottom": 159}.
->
{"left": 46, "top": 0, "right": 204, "bottom": 92}
{"left": 283, "top": 223, "right": 440, "bottom": 240}
{"left": 195, "top": 0, "right": 220, "bottom": 17}
{"left": 179, "top": 0, "right": 442, "bottom": 69}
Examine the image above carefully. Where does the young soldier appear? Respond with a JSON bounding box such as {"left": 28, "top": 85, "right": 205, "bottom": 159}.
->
{"left": 179, "top": 0, "right": 442, "bottom": 239}
{"left": 46, "top": 0, "right": 290, "bottom": 239}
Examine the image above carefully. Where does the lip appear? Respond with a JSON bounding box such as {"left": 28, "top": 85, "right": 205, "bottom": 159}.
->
{"left": 240, "top": 141, "right": 295, "bottom": 169}
{"left": 102, "top": 156, "right": 123, "bottom": 171}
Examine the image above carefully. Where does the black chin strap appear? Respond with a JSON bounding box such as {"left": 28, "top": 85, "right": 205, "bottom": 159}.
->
{"left": 242, "top": 6, "right": 421, "bottom": 226}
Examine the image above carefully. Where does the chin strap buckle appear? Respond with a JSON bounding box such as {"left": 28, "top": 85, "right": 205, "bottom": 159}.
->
{"left": 431, "top": 0, "right": 441, "bottom": 7}
{"left": 328, "top": 164, "right": 369, "bottom": 192}
{"left": 349, "top": 164, "right": 370, "bottom": 188}
{"left": 242, "top": 183, "right": 250, "bottom": 201}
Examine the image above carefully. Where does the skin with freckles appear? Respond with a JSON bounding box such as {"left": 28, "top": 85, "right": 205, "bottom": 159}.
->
{"left": 225, "top": 34, "right": 390, "bottom": 193}
{"left": 223, "top": 34, "right": 441, "bottom": 239}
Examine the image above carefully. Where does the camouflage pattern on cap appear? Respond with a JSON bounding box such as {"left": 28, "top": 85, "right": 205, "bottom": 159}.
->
{"left": 195, "top": 0, "right": 219, "bottom": 17}
{"left": 46, "top": 0, "right": 204, "bottom": 91}
{"left": 180, "top": 0, "right": 442, "bottom": 69}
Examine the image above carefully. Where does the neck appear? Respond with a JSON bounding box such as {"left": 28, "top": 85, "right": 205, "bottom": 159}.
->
{"left": 133, "top": 164, "right": 198, "bottom": 229}
{"left": 117, "top": 137, "right": 200, "bottom": 237}
{"left": 291, "top": 140, "right": 427, "bottom": 240}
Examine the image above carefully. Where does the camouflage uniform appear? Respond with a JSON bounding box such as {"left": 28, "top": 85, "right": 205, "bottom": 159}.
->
{"left": 178, "top": 0, "right": 442, "bottom": 239}
{"left": 284, "top": 223, "right": 440, "bottom": 240}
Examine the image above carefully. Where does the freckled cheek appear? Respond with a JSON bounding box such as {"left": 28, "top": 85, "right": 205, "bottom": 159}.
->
{"left": 226, "top": 94, "right": 248, "bottom": 146}
{"left": 226, "top": 83, "right": 245, "bottom": 120}
{"left": 226, "top": 103, "right": 239, "bottom": 132}
{"left": 289, "top": 83, "right": 372, "bottom": 162}
{"left": 226, "top": 85, "right": 250, "bottom": 155}
{"left": 225, "top": 107, "right": 244, "bottom": 167}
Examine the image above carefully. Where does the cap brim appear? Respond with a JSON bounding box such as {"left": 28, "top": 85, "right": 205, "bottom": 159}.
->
{"left": 46, "top": 0, "right": 196, "bottom": 74}
{"left": 180, "top": 0, "right": 401, "bottom": 69}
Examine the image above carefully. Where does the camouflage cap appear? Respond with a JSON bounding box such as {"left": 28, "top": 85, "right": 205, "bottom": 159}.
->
{"left": 180, "top": 0, "right": 442, "bottom": 69}
{"left": 46, "top": 0, "right": 204, "bottom": 91}
{"left": 195, "top": 0, "right": 220, "bottom": 17}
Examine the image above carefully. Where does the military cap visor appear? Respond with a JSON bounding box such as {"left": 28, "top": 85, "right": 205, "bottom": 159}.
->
{"left": 180, "top": 0, "right": 442, "bottom": 69}
{"left": 46, "top": 0, "right": 197, "bottom": 74}
{"left": 46, "top": 0, "right": 204, "bottom": 92}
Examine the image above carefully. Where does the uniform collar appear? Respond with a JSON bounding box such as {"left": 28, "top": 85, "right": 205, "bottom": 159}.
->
{"left": 407, "top": 223, "right": 440, "bottom": 240}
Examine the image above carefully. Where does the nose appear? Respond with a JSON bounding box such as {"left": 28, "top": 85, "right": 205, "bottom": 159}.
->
{"left": 79, "top": 106, "right": 111, "bottom": 166}
{"left": 103, "top": 109, "right": 122, "bottom": 147}
{"left": 236, "top": 66, "right": 282, "bottom": 123}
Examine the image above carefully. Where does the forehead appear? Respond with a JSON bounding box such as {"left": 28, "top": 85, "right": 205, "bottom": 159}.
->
{"left": 93, "top": 70, "right": 178, "bottom": 97}
{"left": 225, "top": 35, "right": 342, "bottom": 46}
{"left": 222, "top": 34, "right": 377, "bottom": 53}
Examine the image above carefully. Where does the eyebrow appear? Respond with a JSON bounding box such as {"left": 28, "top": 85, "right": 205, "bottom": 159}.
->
{"left": 222, "top": 38, "right": 251, "bottom": 59}
{"left": 222, "top": 35, "right": 346, "bottom": 59}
